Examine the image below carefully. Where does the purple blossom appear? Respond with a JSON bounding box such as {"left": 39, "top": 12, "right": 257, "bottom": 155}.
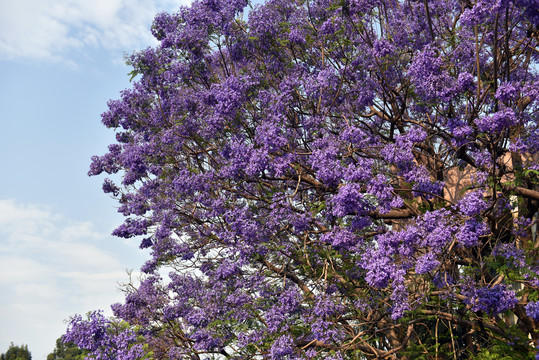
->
{"left": 288, "top": 28, "right": 306, "bottom": 44}
{"left": 460, "top": 0, "right": 503, "bottom": 26}
{"left": 415, "top": 252, "right": 440, "bottom": 274}
{"left": 456, "top": 218, "right": 489, "bottom": 247}
{"left": 433, "top": 272, "right": 454, "bottom": 288}
{"left": 343, "top": 159, "right": 373, "bottom": 182}
{"left": 381, "top": 141, "right": 414, "bottom": 168}
{"left": 265, "top": 287, "right": 301, "bottom": 333}
{"left": 63, "top": 311, "right": 145, "bottom": 360}
{"left": 111, "top": 275, "right": 165, "bottom": 325}
{"left": 390, "top": 285, "right": 411, "bottom": 320}
{"left": 270, "top": 335, "right": 295, "bottom": 360}
{"left": 525, "top": 301, "right": 539, "bottom": 321}
{"left": 408, "top": 46, "right": 456, "bottom": 101}
{"left": 367, "top": 174, "right": 400, "bottom": 213}
{"left": 329, "top": 183, "right": 372, "bottom": 217}
{"left": 496, "top": 83, "right": 520, "bottom": 103}
{"left": 321, "top": 228, "right": 361, "bottom": 249}
{"left": 102, "top": 178, "right": 120, "bottom": 196}
{"left": 372, "top": 39, "right": 395, "bottom": 58}
{"left": 512, "top": 216, "right": 533, "bottom": 238}
{"left": 492, "top": 243, "right": 526, "bottom": 268}
{"left": 457, "top": 72, "right": 475, "bottom": 92}
{"left": 309, "top": 137, "right": 344, "bottom": 187}
{"left": 475, "top": 109, "right": 519, "bottom": 133}
{"left": 362, "top": 248, "right": 394, "bottom": 289}
{"left": 417, "top": 209, "right": 456, "bottom": 251}
{"left": 112, "top": 218, "right": 150, "bottom": 238}
{"left": 310, "top": 317, "right": 343, "bottom": 343}
{"left": 463, "top": 285, "right": 518, "bottom": 315}
{"left": 456, "top": 190, "right": 488, "bottom": 217}
{"left": 255, "top": 116, "right": 288, "bottom": 151}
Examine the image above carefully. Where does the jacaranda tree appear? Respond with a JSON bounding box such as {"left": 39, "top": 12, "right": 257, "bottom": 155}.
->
{"left": 64, "top": 0, "right": 539, "bottom": 358}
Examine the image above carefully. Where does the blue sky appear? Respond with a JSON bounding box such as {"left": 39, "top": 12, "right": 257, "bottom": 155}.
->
{"left": 0, "top": 0, "right": 191, "bottom": 358}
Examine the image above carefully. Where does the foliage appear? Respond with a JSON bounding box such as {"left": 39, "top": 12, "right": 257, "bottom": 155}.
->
{"left": 47, "top": 337, "right": 86, "bottom": 360}
{"left": 0, "top": 343, "right": 31, "bottom": 360}
{"left": 66, "top": 0, "right": 539, "bottom": 359}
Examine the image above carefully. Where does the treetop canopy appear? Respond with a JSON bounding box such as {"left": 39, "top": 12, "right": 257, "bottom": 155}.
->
{"left": 66, "top": 0, "right": 539, "bottom": 359}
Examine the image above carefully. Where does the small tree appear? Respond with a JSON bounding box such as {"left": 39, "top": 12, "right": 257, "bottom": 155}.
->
{"left": 66, "top": 0, "right": 539, "bottom": 359}
{"left": 47, "top": 338, "right": 86, "bottom": 360}
{"left": 0, "top": 343, "right": 31, "bottom": 360}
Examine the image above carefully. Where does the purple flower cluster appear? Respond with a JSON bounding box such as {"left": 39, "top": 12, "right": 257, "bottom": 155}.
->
{"left": 496, "top": 83, "right": 520, "bottom": 103}
{"left": 476, "top": 109, "right": 519, "bottom": 134}
{"left": 456, "top": 190, "right": 488, "bottom": 217}
{"left": 63, "top": 311, "right": 145, "bottom": 360}
{"left": 111, "top": 275, "right": 166, "bottom": 325}
{"left": 270, "top": 335, "right": 295, "bottom": 360}
{"left": 456, "top": 218, "right": 489, "bottom": 247}
{"left": 415, "top": 252, "right": 440, "bottom": 274}
{"left": 329, "top": 183, "right": 372, "bottom": 218}
{"left": 463, "top": 285, "right": 518, "bottom": 315}
{"left": 525, "top": 301, "right": 539, "bottom": 321}
{"left": 265, "top": 288, "right": 302, "bottom": 333}
{"left": 321, "top": 228, "right": 361, "bottom": 249}
{"left": 492, "top": 243, "right": 526, "bottom": 268}
{"left": 408, "top": 46, "right": 457, "bottom": 102}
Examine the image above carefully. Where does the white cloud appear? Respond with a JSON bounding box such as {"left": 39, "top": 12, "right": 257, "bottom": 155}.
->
{"left": 0, "top": 0, "right": 190, "bottom": 61}
{"left": 0, "top": 199, "right": 143, "bottom": 359}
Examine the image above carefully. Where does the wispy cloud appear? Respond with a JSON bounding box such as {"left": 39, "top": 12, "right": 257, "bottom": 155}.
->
{"left": 0, "top": 199, "right": 142, "bottom": 359}
{"left": 0, "top": 0, "right": 189, "bottom": 61}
